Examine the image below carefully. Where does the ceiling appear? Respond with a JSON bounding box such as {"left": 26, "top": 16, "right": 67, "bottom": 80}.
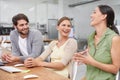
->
{"left": 0, "top": 0, "right": 59, "bottom": 4}
{"left": 68, "top": 0, "right": 101, "bottom": 7}
{"left": 0, "top": 0, "right": 101, "bottom": 5}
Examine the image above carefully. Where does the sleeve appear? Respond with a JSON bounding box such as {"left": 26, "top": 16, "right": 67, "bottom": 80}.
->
{"left": 39, "top": 41, "right": 56, "bottom": 60}
{"left": 19, "top": 30, "right": 44, "bottom": 61}
{"left": 10, "top": 30, "right": 21, "bottom": 56}
{"left": 61, "top": 38, "right": 78, "bottom": 66}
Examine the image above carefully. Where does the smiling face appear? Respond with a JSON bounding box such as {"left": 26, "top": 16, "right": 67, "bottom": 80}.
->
{"left": 57, "top": 20, "right": 71, "bottom": 38}
{"left": 15, "top": 19, "right": 29, "bottom": 36}
{"left": 90, "top": 7, "right": 107, "bottom": 27}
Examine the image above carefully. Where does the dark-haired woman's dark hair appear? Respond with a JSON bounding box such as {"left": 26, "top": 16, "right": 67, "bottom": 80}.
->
{"left": 98, "top": 5, "right": 119, "bottom": 34}
{"left": 12, "top": 13, "right": 29, "bottom": 26}
{"left": 57, "top": 17, "right": 71, "bottom": 26}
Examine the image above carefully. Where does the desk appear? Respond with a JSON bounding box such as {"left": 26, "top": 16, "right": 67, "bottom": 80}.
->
{"left": 0, "top": 62, "right": 70, "bottom": 80}
{"left": 0, "top": 39, "right": 53, "bottom": 44}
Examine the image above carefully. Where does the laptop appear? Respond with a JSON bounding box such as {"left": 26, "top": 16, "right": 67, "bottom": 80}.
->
{"left": 0, "top": 61, "right": 5, "bottom": 66}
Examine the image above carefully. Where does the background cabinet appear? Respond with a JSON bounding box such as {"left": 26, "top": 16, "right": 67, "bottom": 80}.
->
{"left": 47, "top": 19, "right": 58, "bottom": 40}
{"left": 0, "top": 27, "right": 14, "bottom": 35}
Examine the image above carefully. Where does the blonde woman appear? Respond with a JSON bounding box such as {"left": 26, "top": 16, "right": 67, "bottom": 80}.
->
{"left": 24, "top": 17, "right": 77, "bottom": 78}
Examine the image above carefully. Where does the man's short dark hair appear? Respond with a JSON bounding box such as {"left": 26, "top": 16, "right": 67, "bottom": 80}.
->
{"left": 12, "top": 13, "right": 29, "bottom": 26}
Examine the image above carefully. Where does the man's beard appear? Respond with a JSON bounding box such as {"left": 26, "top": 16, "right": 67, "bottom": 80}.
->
{"left": 18, "top": 28, "right": 29, "bottom": 35}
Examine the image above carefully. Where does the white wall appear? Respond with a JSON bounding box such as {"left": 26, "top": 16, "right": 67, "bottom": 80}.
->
{"left": 0, "top": 0, "right": 36, "bottom": 23}
{"left": 0, "top": 0, "right": 59, "bottom": 24}
{"left": 113, "top": 5, "right": 120, "bottom": 25}
{"left": 0, "top": 1, "right": 1, "bottom": 22}
{"left": 63, "top": 0, "right": 120, "bottom": 39}
{"left": 0, "top": 0, "right": 120, "bottom": 38}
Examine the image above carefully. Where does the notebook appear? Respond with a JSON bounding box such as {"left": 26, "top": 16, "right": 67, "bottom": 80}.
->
{"left": 0, "top": 66, "right": 23, "bottom": 73}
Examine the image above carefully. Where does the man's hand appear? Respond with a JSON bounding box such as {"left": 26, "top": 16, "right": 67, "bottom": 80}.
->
{"left": 1, "top": 53, "right": 7, "bottom": 61}
{"left": 1, "top": 53, "right": 20, "bottom": 63}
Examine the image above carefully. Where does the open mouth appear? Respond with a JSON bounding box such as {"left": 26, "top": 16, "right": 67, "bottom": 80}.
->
{"left": 62, "top": 30, "right": 70, "bottom": 34}
{"left": 91, "top": 18, "right": 94, "bottom": 21}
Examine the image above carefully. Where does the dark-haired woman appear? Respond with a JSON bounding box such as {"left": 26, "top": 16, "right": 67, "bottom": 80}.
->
{"left": 73, "top": 5, "right": 120, "bottom": 80}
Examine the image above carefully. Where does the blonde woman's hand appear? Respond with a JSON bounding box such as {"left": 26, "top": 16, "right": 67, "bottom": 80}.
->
{"left": 24, "top": 58, "right": 43, "bottom": 68}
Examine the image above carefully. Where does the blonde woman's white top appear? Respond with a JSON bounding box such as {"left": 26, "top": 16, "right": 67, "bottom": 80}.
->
{"left": 40, "top": 38, "right": 77, "bottom": 77}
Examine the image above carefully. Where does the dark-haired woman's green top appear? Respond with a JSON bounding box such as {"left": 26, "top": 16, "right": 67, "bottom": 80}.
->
{"left": 87, "top": 28, "right": 117, "bottom": 80}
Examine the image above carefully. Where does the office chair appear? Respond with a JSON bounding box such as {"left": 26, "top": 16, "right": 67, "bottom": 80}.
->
{"left": 116, "top": 70, "right": 120, "bottom": 80}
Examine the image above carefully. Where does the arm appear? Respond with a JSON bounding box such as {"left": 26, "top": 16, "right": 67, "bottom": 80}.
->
{"left": 91, "top": 35, "right": 120, "bottom": 74}
{"left": 41, "top": 39, "right": 78, "bottom": 70}
{"left": 19, "top": 30, "right": 44, "bottom": 61}
{"left": 24, "top": 57, "right": 64, "bottom": 69}
{"left": 6, "top": 30, "right": 21, "bottom": 62}
{"left": 74, "top": 36, "right": 120, "bottom": 74}
{"left": 25, "top": 39, "right": 78, "bottom": 70}
{"left": 10, "top": 30, "right": 44, "bottom": 62}
{"left": 2, "top": 30, "right": 26, "bottom": 62}
{"left": 10, "top": 30, "right": 21, "bottom": 57}
{"left": 24, "top": 41, "right": 56, "bottom": 67}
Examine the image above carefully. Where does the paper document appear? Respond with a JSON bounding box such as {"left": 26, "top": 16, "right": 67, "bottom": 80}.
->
{"left": 0, "top": 66, "right": 23, "bottom": 73}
